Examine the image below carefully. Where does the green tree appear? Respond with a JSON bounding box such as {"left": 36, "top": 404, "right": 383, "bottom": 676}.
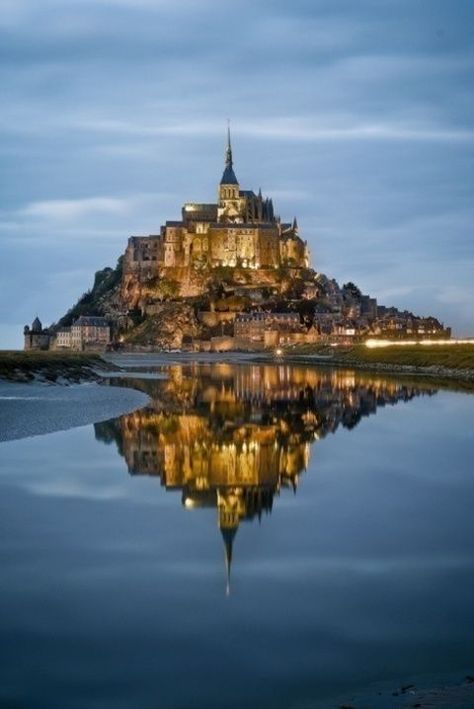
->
{"left": 156, "top": 278, "right": 180, "bottom": 301}
{"left": 342, "top": 281, "right": 362, "bottom": 300}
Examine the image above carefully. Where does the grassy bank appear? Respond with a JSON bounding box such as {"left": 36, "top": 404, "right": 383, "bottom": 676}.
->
{"left": 279, "top": 343, "right": 474, "bottom": 388}
{"left": 345, "top": 343, "right": 474, "bottom": 370}
{"left": 0, "top": 351, "right": 116, "bottom": 382}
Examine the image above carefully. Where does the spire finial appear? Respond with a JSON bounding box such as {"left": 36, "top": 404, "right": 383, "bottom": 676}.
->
{"left": 225, "top": 119, "right": 232, "bottom": 168}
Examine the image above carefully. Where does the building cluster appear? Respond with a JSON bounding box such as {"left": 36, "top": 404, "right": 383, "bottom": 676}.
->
{"left": 24, "top": 316, "right": 110, "bottom": 351}
{"left": 308, "top": 275, "right": 450, "bottom": 344}
{"left": 187, "top": 275, "right": 450, "bottom": 351}
{"left": 372, "top": 307, "right": 451, "bottom": 339}
{"left": 233, "top": 312, "right": 314, "bottom": 348}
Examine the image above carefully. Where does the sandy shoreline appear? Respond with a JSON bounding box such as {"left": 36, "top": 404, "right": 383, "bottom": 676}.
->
{"left": 0, "top": 380, "right": 149, "bottom": 442}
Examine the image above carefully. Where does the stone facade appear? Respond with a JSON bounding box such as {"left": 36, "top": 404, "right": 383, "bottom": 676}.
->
{"left": 24, "top": 317, "right": 51, "bottom": 350}
{"left": 122, "top": 130, "right": 310, "bottom": 304}
{"left": 71, "top": 316, "right": 110, "bottom": 350}
{"left": 234, "top": 312, "right": 302, "bottom": 343}
{"left": 55, "top": 327, "right": 72, "bottom": 349}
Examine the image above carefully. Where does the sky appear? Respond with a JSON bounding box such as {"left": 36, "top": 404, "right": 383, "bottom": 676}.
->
{"left": 1, "top": 0, "right": 473, "bottom": 347}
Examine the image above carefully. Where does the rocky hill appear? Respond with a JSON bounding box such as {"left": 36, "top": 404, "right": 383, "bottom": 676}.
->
{"left": 54, "top": 252, "right": 449, "bottom": 351}
{"left": 55, "top": 258, "right": 125, "bottom": 328}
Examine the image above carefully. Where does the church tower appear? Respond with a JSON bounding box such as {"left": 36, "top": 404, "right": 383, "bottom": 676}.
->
{"left": 218, "top": 125, "right": 242, "bottom": 222}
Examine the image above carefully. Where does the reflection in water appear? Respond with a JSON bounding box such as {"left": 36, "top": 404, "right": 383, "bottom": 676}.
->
{"left": 95, "top": 364, "right": 437, "bottom": 592}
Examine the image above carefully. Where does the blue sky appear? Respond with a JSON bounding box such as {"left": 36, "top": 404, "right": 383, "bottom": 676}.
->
{"left": 1, "top": 0, "right": 473, "bottom": 347}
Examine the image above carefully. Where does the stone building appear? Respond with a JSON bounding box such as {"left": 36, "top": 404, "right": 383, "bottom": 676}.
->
{"left": 70, "top": 316, "right": 110, "bottom": 350}
{"left": 23, "top": 317, "right": 51, "bottom": 350}
{"left": 234, "top": 312, "right": 302, "bottom": 343}
{"left": 55, "top": 327, "right": 72, "bottom": 349}
{"left": 122, "top": 129, "right": 311, "bottom": 301}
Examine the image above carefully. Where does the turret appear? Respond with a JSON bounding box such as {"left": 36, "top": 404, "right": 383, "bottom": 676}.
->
{"left": 257, "top": 188, "right": 263, "bottom": 221}
{"left": 268, "top": 198, "right": 274, "bottom": 221}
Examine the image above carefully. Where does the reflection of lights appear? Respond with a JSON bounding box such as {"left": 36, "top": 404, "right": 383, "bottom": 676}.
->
{"left": 365, "top": 338, "right": 473, "bottom": 348}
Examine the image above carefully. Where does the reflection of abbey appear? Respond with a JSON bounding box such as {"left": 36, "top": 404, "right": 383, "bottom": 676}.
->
{"left": 122, "top": 127, "right": 310, "bottom": 299}
{"left": 95, "top": 364, "right": 435, "bottom": 591}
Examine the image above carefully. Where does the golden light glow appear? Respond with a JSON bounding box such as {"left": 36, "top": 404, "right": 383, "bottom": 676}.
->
{"left": 97, "top": 363, "right": 441, "bottom": 595}
{"left": 365, "top": 338, "right": 474, "bottom": 348}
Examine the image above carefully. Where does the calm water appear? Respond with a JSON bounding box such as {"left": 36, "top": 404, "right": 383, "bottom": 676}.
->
{"left": 1, "top": 362, "right": 473, "bottom": 708}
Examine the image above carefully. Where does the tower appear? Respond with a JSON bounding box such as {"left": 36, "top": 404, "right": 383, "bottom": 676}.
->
{"left": 218, "top": 124, "right": 242, "bottom": 222}
{"left": 23, "top": 316, "right": 50, "bottom": 350}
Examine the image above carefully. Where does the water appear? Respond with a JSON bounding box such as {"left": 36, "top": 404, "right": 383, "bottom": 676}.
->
{"left": 0, "top": 362, "right": 473, "bottom": 708}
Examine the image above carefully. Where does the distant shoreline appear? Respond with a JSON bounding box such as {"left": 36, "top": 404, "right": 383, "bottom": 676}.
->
{"left": 262, "top": 354, "right": 474, "bottom": 390}
{"left": 2, "top": 345, "right": 474, "bottom": 391}
{"left": 272, "top": 342, "right": 474, "bottom": 389}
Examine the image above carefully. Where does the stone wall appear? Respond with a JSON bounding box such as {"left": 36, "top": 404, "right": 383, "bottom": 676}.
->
{"left": 210, "top": 336, "right": 236, "bottom": 352}
{"left": 197, "top": 311, "right": 237, "bottom": 327}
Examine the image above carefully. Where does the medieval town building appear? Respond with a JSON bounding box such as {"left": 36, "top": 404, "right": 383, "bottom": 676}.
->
{"left": 51, "top": 316, "right": 110, "bottom": 351}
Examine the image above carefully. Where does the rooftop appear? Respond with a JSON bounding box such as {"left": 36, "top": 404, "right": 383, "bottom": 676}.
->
{"left": 73, "top": 316, "right": 109, "bottom": 327}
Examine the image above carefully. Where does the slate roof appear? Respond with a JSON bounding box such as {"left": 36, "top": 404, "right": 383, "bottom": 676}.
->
{"left": 31, "top": 316, "right": 42, "bottom": 332}
{"left": 236, "top": 312, "right": 300, "bottom": 322}
{"left": 73, "top": 316, "right": 109, "bottom": 327}
{"left": 220, "top": 164, "right": 239, "bottom": 185}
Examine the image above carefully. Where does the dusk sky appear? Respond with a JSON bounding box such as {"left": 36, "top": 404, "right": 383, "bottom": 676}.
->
{"left": 1, "top": 0, "right": 473, "bottom": 347}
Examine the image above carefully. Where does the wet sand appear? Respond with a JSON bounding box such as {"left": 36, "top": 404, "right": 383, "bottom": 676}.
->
{"left": 0, "top": 381, "right": 149, "bottom": 442}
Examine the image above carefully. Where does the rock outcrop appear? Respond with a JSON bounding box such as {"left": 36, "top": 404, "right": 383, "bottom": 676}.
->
{"left": 123, "top": 302, "right": 201, "bottom": 350}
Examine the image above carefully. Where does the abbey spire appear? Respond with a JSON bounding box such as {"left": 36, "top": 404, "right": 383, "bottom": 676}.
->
{"left": 220, "top": 124, "right": 238, "bottom": 186}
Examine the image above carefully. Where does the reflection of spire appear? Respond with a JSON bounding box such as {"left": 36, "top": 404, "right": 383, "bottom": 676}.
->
{"left": 217, "top": 488, "right": 242, "bottom": 595}
{"left": 221, "top": 526, "right": 237, "bottom": 596}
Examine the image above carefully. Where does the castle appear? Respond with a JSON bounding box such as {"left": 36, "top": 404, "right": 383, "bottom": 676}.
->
{"left": 122, "top": 127, "right": 310, "bottom": 301}
{"left": 23, "top": 128, "right": 451, "bottom": 351}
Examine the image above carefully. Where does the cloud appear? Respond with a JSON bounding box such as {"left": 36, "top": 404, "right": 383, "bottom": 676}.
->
{"left": 0, "top": 0, "right": 473, "bottom": 346}
{"left": 0, "top": 193, "right": 177, "bottom": 232}
{"left": 21, "top": 197, "right": 129, "bottom": 220}
{"left": 47, "top": 115, "right": 474, "bottom": 144}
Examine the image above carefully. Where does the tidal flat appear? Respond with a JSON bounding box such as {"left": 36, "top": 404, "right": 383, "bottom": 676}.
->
{"left": 0, "top": 356, "right": 473, "bottom": 708}
{"left": 0, "top": 381, "right": 149, "bottom": 442}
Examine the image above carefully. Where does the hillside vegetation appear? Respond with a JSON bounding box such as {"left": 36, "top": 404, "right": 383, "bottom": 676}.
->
{"left": 56, "top": 258, "right": 123, "bottom": 328}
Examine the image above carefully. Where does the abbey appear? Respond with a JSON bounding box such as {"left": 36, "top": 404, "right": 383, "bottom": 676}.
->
{"left": 122, "top": 129, "right": 310, "bottom": 298}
